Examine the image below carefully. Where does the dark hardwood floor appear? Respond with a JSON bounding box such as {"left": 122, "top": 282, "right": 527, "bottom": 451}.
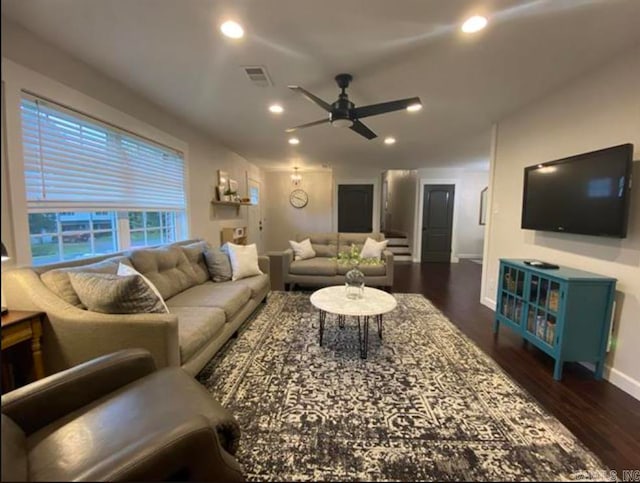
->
{"left": 393, "top": 260, "right": 640, "bottom": 475}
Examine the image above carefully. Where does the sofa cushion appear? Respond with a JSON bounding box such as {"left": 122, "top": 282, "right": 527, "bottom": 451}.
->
{"left": 40, "top": 256, "right": 133, "bottom": 308}
{"left": 338, "top": 232, "right": 384, "bottom": 253}
{"left": 68, "top": 272, "right": 167, "bottom": 314}
{"left": 166, "top": 282, "right": 251, "bottom": 319}
{"left": 129, "top": 246, "right": 198, "bottom": 300}
{"left": 204, "top": 248, "right": 232, "bottom": 282}
{"left": 290, "top": 258, "right": 337, "bottom": 276}
{"left": 180, "top": 241, "right": 210, "bottom": 285}
{"left": 169, "top": 306, "right": 226, "bottom": 362}
{"left": 296, "top": 232, "right": 337, "bottom": 258}
{"left": 215, "top": 273, "right": 269, "bottom": 299}
{"left": 1, "top": 415, "right": 27, "bottom": 483}
{"left": 336, "top": 262, "right": 387, "bottom": 276}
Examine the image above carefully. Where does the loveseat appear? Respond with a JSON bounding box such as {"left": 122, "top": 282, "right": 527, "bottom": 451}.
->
{"left": 2, "top": 239, "right": 269, "bottom": 376}
{"left": 269, "top": 232, "right": 394, "bottom": 291}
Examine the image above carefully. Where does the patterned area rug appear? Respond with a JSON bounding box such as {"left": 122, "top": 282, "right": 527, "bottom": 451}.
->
{"left": 197, "top": 292, "right": 608, "bottom": 482}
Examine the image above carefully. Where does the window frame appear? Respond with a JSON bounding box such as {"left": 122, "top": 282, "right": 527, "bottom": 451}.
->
{"left": 2, "top": 59, "right": 191, "bottom": 266}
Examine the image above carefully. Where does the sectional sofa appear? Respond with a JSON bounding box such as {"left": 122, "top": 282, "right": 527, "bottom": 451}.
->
{"left": 2, "top": 239, "right": 269, "bottom": 376}
{"left": 269, "top": 232, "right": 394, "bottom": 290}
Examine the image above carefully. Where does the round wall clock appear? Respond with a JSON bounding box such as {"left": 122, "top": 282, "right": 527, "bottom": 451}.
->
{"left": 290, "top": 189, "right": 309, "bottom": 209}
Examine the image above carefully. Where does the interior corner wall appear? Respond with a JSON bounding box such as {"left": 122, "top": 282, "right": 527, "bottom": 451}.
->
{"left": 386, "top": 170, "right": 417, "bottom": 249}
{"left": 414, "top": 167, "right": 489, "bottom": 261}
{"left": 482, "top": 45, "right": 640, "bottom": 399}
{"left": 263, "top": 170, "right": 333, "bottom": 252}
{"left": 0, "top": 18, "right": 262, "bottom": 262}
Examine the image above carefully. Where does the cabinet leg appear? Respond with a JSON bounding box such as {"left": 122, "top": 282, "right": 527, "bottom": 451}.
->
{"left": 553, "top": 359, "right": 564, "bottom": 381}
{"left": 594, "top": 360, "right": 604, "bottom": 380}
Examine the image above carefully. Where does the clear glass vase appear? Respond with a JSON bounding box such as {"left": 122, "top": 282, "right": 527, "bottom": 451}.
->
{"left": 345, "top": 265, "right": 365, "bottom": 300}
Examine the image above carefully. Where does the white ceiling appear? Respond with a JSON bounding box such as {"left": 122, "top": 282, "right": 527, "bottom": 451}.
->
{"left": 2, "top": 0, "right": 640, "bottom": 171}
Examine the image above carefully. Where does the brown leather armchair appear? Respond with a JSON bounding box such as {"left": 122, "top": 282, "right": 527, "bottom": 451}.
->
{"left": 1, "top": 349, "right": 243, "bottom": 482}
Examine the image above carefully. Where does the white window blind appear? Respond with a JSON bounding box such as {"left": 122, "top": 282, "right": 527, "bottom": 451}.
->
{"left": 20, "top": 94, "right": 186, "bottom": 212}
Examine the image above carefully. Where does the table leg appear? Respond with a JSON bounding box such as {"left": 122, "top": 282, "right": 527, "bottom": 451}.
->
{"left": 363, "top": 316, "right": 369, "bottom": 359}
{"left": 377, "top": 314, "right": 383, "bottom": 339}
{"left": 31, "top": 316, "right": 45, "bottom": 380}
{"left": 338, "top": 315, "right": 345, "bottom": 329}
{"left": 319, "top": 310, "right": 326, "bottom": 346}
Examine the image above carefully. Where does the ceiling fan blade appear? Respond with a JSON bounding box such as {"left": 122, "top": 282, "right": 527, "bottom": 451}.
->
{"left": 352, "top": 97, "right": 421, "bottom": 119}
{"left": 285, "top": 118, "right": 330, "bottom": 132}
{"left": 288, "top": 85, "right": 332, "bottom": 111}
{"left": 350, "top": 120, "right": 377, "bottom": 140}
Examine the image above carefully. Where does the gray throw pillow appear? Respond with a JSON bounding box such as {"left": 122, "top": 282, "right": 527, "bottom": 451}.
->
{"left": 204, "top": 248, "right": 232, "bottom": 282}
{"left": 68, "top": 272, "right": 166, "bottom": 314}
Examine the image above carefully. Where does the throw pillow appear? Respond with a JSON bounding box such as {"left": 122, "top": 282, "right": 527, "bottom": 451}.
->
{"left": 289, "top": 238, "right": 316, "bottom": 261}
{"left": 117, "top": 263, "right": 169, "bottom": 313}
{"left": 360, "top": 237, "right": 389, "bottom": 260}
{"left": 68, "top": 272, "right": 167, "bottom": 314}
{"left": 204, "top": 247, "right": 233, "bottom": 282}
{"left": 224, "top": 243, "right": 263, "bottom": 281}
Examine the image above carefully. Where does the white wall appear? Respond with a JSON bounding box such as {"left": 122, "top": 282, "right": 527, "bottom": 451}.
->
{"left": 482, "top": 46, "right": 640, "bottom": 399}
{"left": 0, "top": 18, "right": 262, "bottom": 264}
{"left": 414, "top": 168, "right": 489, "bottom": 261}
{"left": 264, "top": 170, "right": 333, "bottom": 252}
{"left": 386, "top": 170, "right": 417, "bottom": 248}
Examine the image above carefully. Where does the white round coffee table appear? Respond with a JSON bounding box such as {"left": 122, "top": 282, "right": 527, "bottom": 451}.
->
{"left": 310, "top": 286, "right": 397, "bottom": 358}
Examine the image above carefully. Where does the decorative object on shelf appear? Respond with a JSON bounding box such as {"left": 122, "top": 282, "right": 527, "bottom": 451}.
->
{"left": 221, "top": 226, "right": 247, "bottom": 245}
{"left": 289, "top": 189, "right": 309, "bottom": 208}
{"left": 229, "top": 179, "right": 239, "bottom": 199}
{"left": 291, "top": 167, "right": 302, "bottom": 186}
{"left": 479, "top": 186, "right": 488, "bottom": 225}
{"left": 1, "top": 241, "right": 9, "bottom": 315}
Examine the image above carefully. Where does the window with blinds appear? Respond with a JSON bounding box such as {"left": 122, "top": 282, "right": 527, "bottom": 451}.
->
{"left": 20, "top": 94, "right": 187, "bottom": 265}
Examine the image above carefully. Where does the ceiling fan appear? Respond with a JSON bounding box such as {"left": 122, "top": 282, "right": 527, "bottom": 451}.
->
{"left": 286, "top": 73, "right": 421, "bottom": 140}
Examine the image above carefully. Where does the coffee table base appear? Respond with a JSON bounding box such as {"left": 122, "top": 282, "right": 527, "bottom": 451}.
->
{"left": 318, "top": 311, "right": 383, "bottom": 359}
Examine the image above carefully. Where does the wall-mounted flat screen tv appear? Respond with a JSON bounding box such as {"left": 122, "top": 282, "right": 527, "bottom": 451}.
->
{"left": 521, "top": 143, "right": 633, "bottom": 238}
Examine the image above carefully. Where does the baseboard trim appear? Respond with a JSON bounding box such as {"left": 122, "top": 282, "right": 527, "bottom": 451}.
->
{"left": 457, "top": 253, "right": 483, "bottom": 259}
{"left": 481, "top": 296, "right": 496, "bottom": 310}
{"left": 604, "top": 366, "right": 640, "bottom": 401}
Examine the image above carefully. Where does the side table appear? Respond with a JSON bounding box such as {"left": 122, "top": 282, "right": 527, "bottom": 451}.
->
{"left": 1, "top": 310, "right": 46, "bottom": 390}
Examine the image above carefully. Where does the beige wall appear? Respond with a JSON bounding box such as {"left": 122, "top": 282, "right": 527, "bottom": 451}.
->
{"left": 1, "top": 18, "right": 262, "bottom": 264}
{"left": 414, "top": 167, "right": 489, "bottom": 261}
{"left": 263, "top": 170, "right": 333, "bottom": 252}
{"left": 386, "top": 170, "right": 417, "bottom": 249}
{"left": 482, "top": 46, "right": 640, "bottom": 398}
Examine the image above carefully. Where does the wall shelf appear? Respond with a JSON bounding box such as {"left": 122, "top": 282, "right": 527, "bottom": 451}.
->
{"left": 211, "top": 200, "right": 252, "bottom": 216}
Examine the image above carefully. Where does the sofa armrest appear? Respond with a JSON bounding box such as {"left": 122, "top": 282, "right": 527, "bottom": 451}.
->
{"left": 258, "top": 255, "right": 270, "bottom": 275}
{"left": 383, "top": 249, "right": 394, "bottom": 287}
{"left": 90, "top": 416, "right": 244, "bottom": 482}
{"left": 267, "top": 249, "right": 293, "bottom": 291}
{"left": 1, "top": 349, "right": 156, "bottom": 435}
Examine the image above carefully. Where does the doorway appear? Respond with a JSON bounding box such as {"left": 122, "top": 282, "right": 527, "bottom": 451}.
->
{"left": 421, "top": 184, "right": 455, "bottom": 262}
{"left": 247, "top": 178, "right": 263, "bottom": 252}
{"left": 338, "top": 184, "right": 373, "bottom": 232}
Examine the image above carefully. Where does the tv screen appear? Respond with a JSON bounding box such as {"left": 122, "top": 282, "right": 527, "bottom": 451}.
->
{"left": 521, "top": 144, "right": 633, "bottom": 238}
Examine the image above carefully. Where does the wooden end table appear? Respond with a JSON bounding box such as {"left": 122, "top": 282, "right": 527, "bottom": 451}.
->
{"left": 1, "top": 311, "right": 46, "bottom": 388}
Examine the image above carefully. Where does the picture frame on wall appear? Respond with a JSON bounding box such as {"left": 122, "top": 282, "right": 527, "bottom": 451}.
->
{"left": 479, "top": 187, "right": 488, "bottom": 225}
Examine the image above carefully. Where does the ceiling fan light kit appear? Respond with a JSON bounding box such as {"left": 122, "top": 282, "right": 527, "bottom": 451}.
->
{"left": 286, "top": 73, "right": 421, "bottom": 140}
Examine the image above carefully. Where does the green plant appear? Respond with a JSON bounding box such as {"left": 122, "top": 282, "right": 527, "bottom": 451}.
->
{"left": 334, "top": 243, "right": 384, "bottom": 266}
{"left": 224, "top": 188, "right": 237, "bottom": 196}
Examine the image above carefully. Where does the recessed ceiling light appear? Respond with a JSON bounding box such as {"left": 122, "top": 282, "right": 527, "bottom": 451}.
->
{"left": 269, "top": 104, "right": 284, "bottom": 114}
{"left": 288, "top": 137, "right": 300, "bottom": 145}
{"left": 384, "top": 137, "right": 396, "bottom": 145}
{"left": 461, "top": 15, "right": 488, "bottom": 33}
{"left": 406, "top": 103, "right": 422, "bottom": 112}
{"left": 220, "top": 20, "right": 244, "bottom": 39}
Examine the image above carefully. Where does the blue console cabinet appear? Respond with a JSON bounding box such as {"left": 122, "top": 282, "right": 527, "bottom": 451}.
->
{"left": 494, "top": 259, "right": 616, "bottom": 380}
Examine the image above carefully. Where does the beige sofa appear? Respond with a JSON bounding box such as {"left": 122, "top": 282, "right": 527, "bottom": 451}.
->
{"left": 2, "top": 239, "right": 269, "bottom": 376}
{"left": 269, "top": 232, "right": 394, "bottom": 291}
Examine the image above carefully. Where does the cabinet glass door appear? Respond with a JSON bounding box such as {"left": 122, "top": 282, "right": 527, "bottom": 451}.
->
{"left": 499, "top": 265, "right": 526, "bottom": 326}
{"left": 525, "top": 274, "right": 560, "bottom": 347}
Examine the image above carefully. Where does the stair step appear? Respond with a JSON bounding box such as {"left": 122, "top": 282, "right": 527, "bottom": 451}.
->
{"left": 394, "top": 255, "right": 413, "bottom": 262}
{"left": 386, "top": 237, "right": 408, "bottom": 244}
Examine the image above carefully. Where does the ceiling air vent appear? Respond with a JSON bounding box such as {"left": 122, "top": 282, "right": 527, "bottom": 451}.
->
{"left": 242, "top": 65, "right": 273, "bottom": 87}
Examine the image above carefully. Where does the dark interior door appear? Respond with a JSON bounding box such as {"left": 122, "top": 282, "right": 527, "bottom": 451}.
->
{"left": 338, "top": 184, "right": 373, "bottom": 232}
{"left": 421, "top": 184, "right": 454, "bottom": 262}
